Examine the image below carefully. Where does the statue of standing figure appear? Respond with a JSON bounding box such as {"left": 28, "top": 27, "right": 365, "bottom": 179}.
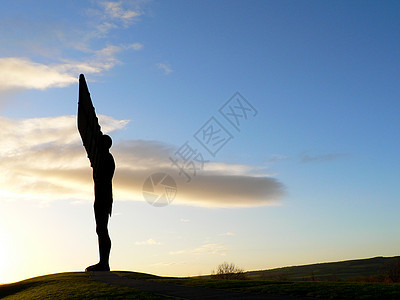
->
{"left": 77, "top": 74, "right": 115, "bottom": 272}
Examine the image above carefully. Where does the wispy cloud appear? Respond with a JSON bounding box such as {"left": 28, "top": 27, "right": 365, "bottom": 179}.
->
{"left": 129, "top": 43, "right": 144, "bottom": 50}
{"left": 102, "top": 1, "right": 141, "bottom": 26}
{"left": 156, "top": 63, "right": 173, "bottom": 75}
{"left": 268, "top": 154, "right": 291, "bottom": 163}
{"left": 0, "top": 1, "right": 147, "bottom": 93}
{"left": 219, "top": 232, "right": 235, "bottom": 236}
{"left": 135, "top": 238, "right": 162, "bottom": 245}
{"left": 300, "top": 152, "right": 349, "bottom": 163}
{"left": 85, "top": 1, "right": 144, "bottom": 37}
{"left": 170, "top": 243, "right": 227, "bottom": 256}
{"left": 267, "top": 152, "right": 348, "bottom": 165}
{"left": 151, "top": 261, "right": 187, "bottom": 266}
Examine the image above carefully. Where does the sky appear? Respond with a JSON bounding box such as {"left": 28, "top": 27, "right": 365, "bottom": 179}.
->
{"left": 0, "top": 0, "right": 400, "bottom": 284}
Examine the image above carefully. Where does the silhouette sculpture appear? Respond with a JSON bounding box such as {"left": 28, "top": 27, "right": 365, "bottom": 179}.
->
{"left": 78, "top": 74, "right": 115, "bottom": 272}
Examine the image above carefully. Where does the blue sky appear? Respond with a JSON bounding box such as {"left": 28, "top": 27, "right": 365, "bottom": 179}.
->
{"left": 0, "top": 0, "right": 400, "bottom": 283}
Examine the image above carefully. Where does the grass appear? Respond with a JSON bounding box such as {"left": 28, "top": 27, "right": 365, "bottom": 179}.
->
{"left": 0, "top": 272, "right": 168, "bottom": 299}
{"left": 117, "top": 272, "right": 400, "bottom": 300}
{"left": 245, "top": 256, "right": 400, "bottom": 282}
{"left": 2, "top": 269, "right": 400, "bottom": 299}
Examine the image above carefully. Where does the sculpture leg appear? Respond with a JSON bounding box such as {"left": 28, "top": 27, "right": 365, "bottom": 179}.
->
{"left": 96, "top": 213, "right": 111, "bottom": 267}
{"left": 85, "top": 203, "right": 111, "bottom": 272}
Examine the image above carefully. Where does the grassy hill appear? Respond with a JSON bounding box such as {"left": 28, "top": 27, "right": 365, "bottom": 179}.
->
{"left": 1, "top": 256, "right": 400, "bottom": 299}
{"left": 246, "top": 256, "right": 400, "bottom": 281}
{"left": 0, "top": 272, "right": 166, "bottom": 299}
{"left": 2, "top": 270, "right": 400, "bottom": 299}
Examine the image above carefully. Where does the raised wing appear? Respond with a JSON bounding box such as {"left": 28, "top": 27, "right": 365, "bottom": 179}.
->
{"left": 77, "top": 74, "right": 103, "bottom": 168}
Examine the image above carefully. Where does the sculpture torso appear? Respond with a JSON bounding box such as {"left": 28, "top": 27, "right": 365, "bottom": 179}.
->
{"left": 93, "top": 150, "right": 115, "bottom": 216}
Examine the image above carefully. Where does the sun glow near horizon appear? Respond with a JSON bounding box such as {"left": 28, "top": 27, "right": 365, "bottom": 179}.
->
{"left": 0, "top": 226, "right": 13, "bottom": 284}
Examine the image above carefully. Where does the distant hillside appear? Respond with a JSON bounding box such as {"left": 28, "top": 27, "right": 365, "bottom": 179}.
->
{"left": 246, "top": 256, "right": 400, "bottom": 281}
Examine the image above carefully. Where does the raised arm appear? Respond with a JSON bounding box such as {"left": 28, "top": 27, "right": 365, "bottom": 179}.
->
{"left": 77, "top": 74, "right": 103, "bottom": 168}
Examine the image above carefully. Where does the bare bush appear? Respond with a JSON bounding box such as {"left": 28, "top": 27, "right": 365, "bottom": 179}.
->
{"left": 212, "top": 262, "right": 246, "bottom": 280}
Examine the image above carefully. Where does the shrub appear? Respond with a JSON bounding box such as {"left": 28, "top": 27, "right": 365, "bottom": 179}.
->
{"left": 212, "top": 262, "right": 246, "bottom": 280}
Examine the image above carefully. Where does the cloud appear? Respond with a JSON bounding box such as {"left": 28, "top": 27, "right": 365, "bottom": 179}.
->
{"left": 151, "top": 261, "right": 187, "bottom": 266}
{"left": 102, "top": 1, "right": 141, "bottom": 25}
{"left": 0, "top": 49, "right": 124, "bottom": 91}
{"left": 129, "top": 43, "right": 144, "bottom": 50}
{"left": 156, "top": 63, "right": 173, "bottom": 75}
{"left": 300, "top": 152, "right": 349, "bottom": 163}
{"left": 135, "top": 238, "right": 162, "bottom": 245}
{"left": 0, "top": 58, "right": 76, "bottom": 90}
{"left": 86, "top": 1, "right": 143, "bottom": 38}
{"left": 0, "top": 114, "right": 285, "bottom": 207}
{"left": 83, "top": 1, "right": 147, "bottom": 52}
{"left": 175, "top": 174, "right": 283, "bottom": 208}
{"left": 219, "top": 232, "right": 235, "bottom": 236}
{"left": 0, "top": 1, "right": 147, "bottom": 93}
{"left": 268, "top": 154, "right": 291, "bottom": 163}
{"left": 0, "top": 115, "right": 128, "bottom": 201}
{"left": 267, "top": 152, "right": 348, "bottom": 165}
{"left": 113, "top": 140, "right": 285, "bottom": 207}
{"left": 170, "top": 243, "right": 227, "bottom": 256}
